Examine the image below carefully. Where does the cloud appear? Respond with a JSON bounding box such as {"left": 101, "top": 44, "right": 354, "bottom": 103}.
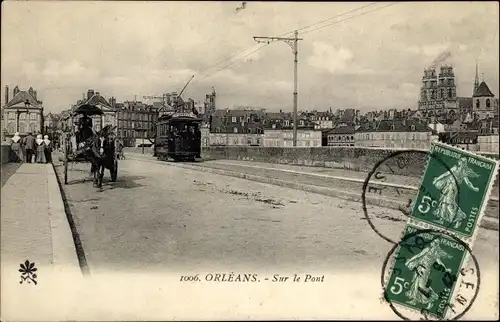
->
{"left": 308, "top": 42, "right": 353, "bottom": 73}
{"left": 1, "top": 1, "right": 498, "bottom": 113}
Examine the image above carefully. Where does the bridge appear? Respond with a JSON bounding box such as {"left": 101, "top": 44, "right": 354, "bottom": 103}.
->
{"left": 1, "top": 144, "right": 499, "bottom": 320}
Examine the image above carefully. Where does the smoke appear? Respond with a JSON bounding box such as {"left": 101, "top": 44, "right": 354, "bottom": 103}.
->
{"left": 429, "top": 51, "right": 452, "bottom": 68}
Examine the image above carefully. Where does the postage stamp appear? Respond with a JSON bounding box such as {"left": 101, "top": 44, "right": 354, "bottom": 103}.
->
{"left": 410, "top": 142, "right": 499, "bottom": 239}
{"left": 382, "top": 224, "right": 480, "bottom": 320}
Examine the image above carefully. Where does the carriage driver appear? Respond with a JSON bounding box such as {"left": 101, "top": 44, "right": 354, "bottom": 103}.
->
{"left": 77, "top": 116, "right": 96, "bottom": 148}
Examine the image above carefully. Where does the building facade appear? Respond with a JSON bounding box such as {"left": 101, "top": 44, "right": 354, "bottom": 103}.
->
{"left": 3, "top": 85, "right": 44, "bottom": 136}
{"left": 355, "top": 119, "right": 434, "bottom": 149}
{"left": 262, "top": 129, "right": 322, "bottom": 147}
{"left": 116, "top": 100, "right": 158, "bottom": 146}
{"left": 326, "top": 125, "right": 356, "bottom": 147}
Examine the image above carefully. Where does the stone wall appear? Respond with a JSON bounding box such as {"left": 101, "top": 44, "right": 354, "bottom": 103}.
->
{"left": 124, "top": 146, "right": 499, "bottom": 179}
{"left": 200, "top": 146, "right": 500, "bottom": 178}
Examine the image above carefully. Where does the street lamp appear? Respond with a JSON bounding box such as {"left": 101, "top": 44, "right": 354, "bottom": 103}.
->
{"left": 17, "top": 100, "right": 31, "bottom": 134}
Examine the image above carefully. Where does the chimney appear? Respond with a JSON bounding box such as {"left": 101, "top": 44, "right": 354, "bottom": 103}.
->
{"left": 87, "top": 89, "right": 95, "bottom": 100}
{"left": 5, "top": 85, "right": 9, "bottom": 105}
{"left": 95, "top": 92, "right": 100, "bottom": 97}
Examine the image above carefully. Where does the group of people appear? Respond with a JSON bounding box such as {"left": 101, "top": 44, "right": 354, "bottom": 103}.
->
{"left": 9, "top": 132, "right": 53, "bottom": 164}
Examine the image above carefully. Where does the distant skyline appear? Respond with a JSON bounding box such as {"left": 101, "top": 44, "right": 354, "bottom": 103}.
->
{"left": 1, "top": 1, "right": 499, "bottom": 114}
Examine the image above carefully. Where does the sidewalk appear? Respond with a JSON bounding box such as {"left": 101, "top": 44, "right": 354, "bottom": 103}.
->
{"left": 1, "top": 163, "right": 82, "bottom": 320}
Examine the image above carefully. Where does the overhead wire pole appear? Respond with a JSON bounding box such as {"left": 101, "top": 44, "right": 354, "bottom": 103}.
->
{"left": 253, "top": 30, "right": 303, "bottom": 147}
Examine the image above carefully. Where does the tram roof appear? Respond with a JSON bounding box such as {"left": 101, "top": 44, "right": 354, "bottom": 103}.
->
{"left": 157, "top": 113, "right": 202, "bottom": 122}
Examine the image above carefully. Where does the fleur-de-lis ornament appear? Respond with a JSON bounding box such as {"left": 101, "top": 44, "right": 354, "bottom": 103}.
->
{"left": 19, "top": 260, "right": 38, "bottom": 285}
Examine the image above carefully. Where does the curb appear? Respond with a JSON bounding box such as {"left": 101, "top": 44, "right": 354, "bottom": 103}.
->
{"left": 46, "top": 163, "right": 83, "bottom": 276}
{"left": 130, "top": 155, "right": 499, "bottom": 232}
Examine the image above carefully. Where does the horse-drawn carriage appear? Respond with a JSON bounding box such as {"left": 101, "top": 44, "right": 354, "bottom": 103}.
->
{"left": 61, "top": 104, "right": 118, "bottom": 187}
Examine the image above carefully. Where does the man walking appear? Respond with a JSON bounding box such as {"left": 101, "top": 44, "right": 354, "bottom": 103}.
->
{"left": 23, "top": 132, "right": 35, "bottom": 163}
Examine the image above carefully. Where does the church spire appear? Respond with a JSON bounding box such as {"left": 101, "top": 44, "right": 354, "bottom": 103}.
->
{"left": 473, "top": 60, "right": 480, "bottom": 94}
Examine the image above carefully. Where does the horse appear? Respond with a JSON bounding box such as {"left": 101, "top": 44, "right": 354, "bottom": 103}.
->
{"left": 88, "top": 125, "right": 117, "bottom": 188}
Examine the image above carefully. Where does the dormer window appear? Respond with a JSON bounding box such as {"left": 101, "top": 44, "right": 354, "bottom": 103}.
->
{"left": 486, "top": 99, "right": 491, "bottom": 108}
{"left": 476, "top": 100, "right": 480, "bottom": 109}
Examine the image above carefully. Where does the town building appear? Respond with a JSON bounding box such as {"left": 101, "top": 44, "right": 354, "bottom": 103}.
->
{"left": 207, "top": 108, "right": 264, "bottom": 146}
{"left": 64, "top": 89, "right": 117, "bottom": 133}
{"left": 115, "top": 100, "right": 158, "bottom": 147}
{"left": 43, "top": 112, "right": 61, "bottom": 142}
{"left": 262, "top": 115, "right": 321, "bottom": 147}
{"left": 326, "top": 125, "right": 356, "bottom": 147}
{"left": 2, "top": 85, "right": 44, "bottom": 136}
{"left": 355, "top": 119, "right": 435, "bottom": 150}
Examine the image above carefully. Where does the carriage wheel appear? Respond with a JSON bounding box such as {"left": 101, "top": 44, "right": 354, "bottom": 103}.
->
{"left": 111, "top": 158, "right": 118, "bottom": 182}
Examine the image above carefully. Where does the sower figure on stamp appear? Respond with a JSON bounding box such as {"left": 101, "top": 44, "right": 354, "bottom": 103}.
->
{"left": 405, "top": 239, "right": 453, "bottom": 310}
{"left": 432, "top": 157, "right": 480, "bottom": 229}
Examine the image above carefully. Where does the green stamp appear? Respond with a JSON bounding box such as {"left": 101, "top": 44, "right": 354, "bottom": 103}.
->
{"left": 384, "top": 225, "right": 469, "bottom": 319}
{"left": 411, "top": 142, "right": 498, "bottom": 237}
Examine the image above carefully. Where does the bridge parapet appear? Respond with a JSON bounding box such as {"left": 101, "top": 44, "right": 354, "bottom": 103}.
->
{"left": 201, "top": 146, "right": 500, "bottom": 178}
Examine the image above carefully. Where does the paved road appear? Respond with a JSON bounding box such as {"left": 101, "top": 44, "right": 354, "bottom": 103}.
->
{"left": 53, "top": 157, "right": 498, "bottom": 319}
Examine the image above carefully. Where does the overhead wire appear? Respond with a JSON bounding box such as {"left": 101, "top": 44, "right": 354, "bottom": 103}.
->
{"left": 301, "top": 2, "right": 399, "bottom": 35}
{"left": 191, "top": 2, "right": 399, "bottom": 85}
{"left": 157, "top": 2, "right": 400, "bottom": 96}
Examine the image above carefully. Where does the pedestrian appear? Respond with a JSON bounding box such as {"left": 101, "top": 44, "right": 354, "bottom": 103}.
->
{"left": 9, "top": 132, "right": 24, "bottom": 163}
{"left": 43, "top": 135, "right": 53, "bottom": 163}
{"left": 35, "top": 134, "right": 47, "bottom": 164}
{"left": 23, "top": 132, "right": 36, "bottom": 163}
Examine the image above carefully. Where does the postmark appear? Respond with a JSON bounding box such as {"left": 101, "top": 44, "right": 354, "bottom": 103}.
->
{"left": 381, "top": 225, "right": 480, "bottom": 320}
{"left": 362, "top": 149, "right": 461, "bottom": 244}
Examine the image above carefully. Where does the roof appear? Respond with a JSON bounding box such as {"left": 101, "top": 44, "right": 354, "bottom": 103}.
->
{"left": 327, "top": 125, "right": 355, "bottom": 135}
{"left": 356, "top": 119, "right": 431, "bottom": 133}
{"left": 5, "top": 90, "right": 41, "bottom": 108}
{"left": 473, "top": 81, "right": 495, "bottom": 97}
{"left": 458, "top": 97, "right": 473, "bottom": 109}
{"left": 84, "top": 93, "right": 113, "bottom": 109}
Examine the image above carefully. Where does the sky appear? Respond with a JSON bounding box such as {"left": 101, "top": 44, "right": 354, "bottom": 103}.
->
{"left": 1, "top": 1, "right": 499, "bottom": 114}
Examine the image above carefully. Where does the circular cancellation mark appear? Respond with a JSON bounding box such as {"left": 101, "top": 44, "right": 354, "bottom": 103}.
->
{"left": 361, "top": 149, "right": 464, "bottom": 245}
{"left": 380, "top": 227, "right": 480, "bottom": 321}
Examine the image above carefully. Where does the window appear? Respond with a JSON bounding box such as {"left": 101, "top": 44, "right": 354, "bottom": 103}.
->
{"left": 272, "top": 124, "right": 276, "bottom": 129}
{"left": 476, "top": 100, "right": 480, "bottom": 109}
{"left": 411, "top": 125, "right": 415, "bottom": 131}
{"left": 233, "top": 127, "right": 238, "bottom": 133}
{"left": 20, "top": 113, "right": 27, "bottom": 120}
{"left": 8, "top": 112, "right": 15, "bottom": 120}
{"left": 390, "top": 125, "right": 395, "bottom": 131}
{"left": 350, "top": 136, "right": 354, "bottom": 140}
{"left": 247, "top": 139, "right": 252, "bottom": 145}
{"left": 448, "top": 88, "right": 453, "bottom": 98}
{"left": 232, "top": 117, "right": 236, "bottom": 123}
{"left": 256, "top": 138, "right": 260, "bottom": 145}
{"left": 486, "top": 99, "right": 491, "bottom": 108}
{"left": 366, "top": 134, "right": 369, "bottom": 140}
{"left": 19, "top": 122, "right": 27, "bottom": 133}
{"left": 7, "top": 122, "right": 15, "bottom": 133}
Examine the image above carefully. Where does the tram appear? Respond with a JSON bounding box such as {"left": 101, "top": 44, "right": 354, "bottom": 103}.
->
{"left": 154, "top": 113, "right": 202, "bottom": 161}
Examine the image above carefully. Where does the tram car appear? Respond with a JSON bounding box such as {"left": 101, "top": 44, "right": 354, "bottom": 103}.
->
{"left": 154, "top": 113, "right": 202, "bottom": 161}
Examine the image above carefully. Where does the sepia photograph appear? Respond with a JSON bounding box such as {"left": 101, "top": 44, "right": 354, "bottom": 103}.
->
{"left": 1, "top": 1, "right": 499, "bottom": 320}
